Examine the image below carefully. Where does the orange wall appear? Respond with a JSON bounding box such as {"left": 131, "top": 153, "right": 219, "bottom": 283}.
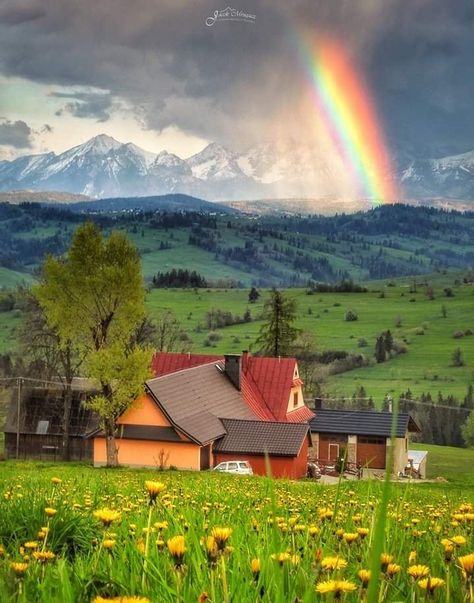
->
{"left": 214, "top": 439, "right": 309, "bottom": 479}
{"left": 118, "top": 394, "right": 170, "bottom": 426}
{"left": 93, "top": 437, "right": 200, "bottom": 469}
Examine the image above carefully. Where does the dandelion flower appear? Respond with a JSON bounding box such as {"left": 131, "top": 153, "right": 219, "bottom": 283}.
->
{"left": 144, "top": 481, "right": 166, "bottom": 503}
{"left": 316, "top": 579, "right": 357, "bottom": 596}
{"left": 386, "top": 563, "right": 401, "bottom": 578}
{"left": 210, "top": 527, "right": 232, "bottom": 550}
{"left": 358, "top": 569, "right": 371, "bottom": 587}
{"left": 93, "top": 508, "right": 121, "bottom": 527}
{"left": 458, "top": 553, "right": 474, "bottom": 580}
{"left": 408, "top": 565, "right": 430, "bottom": 580}
{"left": 24, "top": 541, "right": 39, "bottom": 550}
{"left": 44, "top": 507, "right": 57, "bottom": 517}
{"left": 32, "top": 551, "right": 56, "bottom": 563}
{"left": 103, "top": 539, "right": 116, "bottom": 550}
{"left": 167, "top": 535, "right": 186, "bottom": 566}
{"left": 10, "top": 562, "right": 28, "bottom": 576}
{"left": 418, "top": 577, "right": 445, "bottom": 594}
{"left": 380, "top": 553, "right": 394, "bottom": 572}
{"left": 51, "top": 477, "right": 62, "bottom": 485}
{"left": 321, "top": 556, "right": 348, "bottom": 571}
{"left": 342, "top": 532, "right": 359, "bottom": 544}
{"left": 251, "top": 558, "right": 260, "bottom": 579}
{"left": 271, "top": 552, "right": 290, "bottom": 566}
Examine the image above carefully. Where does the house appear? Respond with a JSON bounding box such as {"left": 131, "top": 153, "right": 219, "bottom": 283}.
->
{"left": 3, "top": 381, "right": 97, "bottom": 461}
{"left": 309, "top": 408, "right": 420, "bottom": 475}
{"left": 89, "top": 352, "right": 314, "bottom": 477}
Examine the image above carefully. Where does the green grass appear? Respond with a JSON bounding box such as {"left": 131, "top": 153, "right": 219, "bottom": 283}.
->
{"left": 0, "top": 460, "right": 472, "bottom": 602}
{"left": 0, "top": 267, "right": 34, "bottom": 290}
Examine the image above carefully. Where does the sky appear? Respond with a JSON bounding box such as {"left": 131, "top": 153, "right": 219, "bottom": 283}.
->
{"left": 0, "top": 0, "right": 473, "bottom": 162}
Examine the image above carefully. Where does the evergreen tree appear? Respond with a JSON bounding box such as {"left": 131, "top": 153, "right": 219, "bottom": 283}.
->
{"left": 255, "top": 289, "right": 300, "bottom": 357}
{"left": 248, "top": 287, "right": 260, "bottom": 303}
{"left": 384, "top": 330, "right": 393, "bottom": 355}
{"left": 375, "top": 335, "right": 386, "bottom": 363}
{"left": 461, "top": 409, "right": 474, "bottom": 447}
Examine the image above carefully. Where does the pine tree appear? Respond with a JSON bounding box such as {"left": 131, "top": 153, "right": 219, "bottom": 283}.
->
{"left": 375, "top": 335, "right": 386, "bottom": 363}
{"left": 255, "top": 289, "right": 300, "bottom": 357}
{"left": 248, "top": 287, "right": 260, "bottom": 303}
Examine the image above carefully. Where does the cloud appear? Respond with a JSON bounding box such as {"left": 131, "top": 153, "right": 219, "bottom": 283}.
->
{"left": 51, "top": 91, "right": 114, "bottom": 122}
{"left": 0, "top": 1, "right": 472, "bottom": 154}
{"left": 0, "top": 120, "right": 33, "bottom": 148}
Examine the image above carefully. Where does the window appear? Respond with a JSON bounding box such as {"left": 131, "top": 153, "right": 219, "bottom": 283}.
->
{"left": 227, "top": 462, "right": 238, "bottom": 470}
{"left": 293, "top": 392, "right": 299, "bottom": 408}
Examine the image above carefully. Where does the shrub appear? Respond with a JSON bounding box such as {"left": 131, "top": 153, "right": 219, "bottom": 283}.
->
{"left": 452, "top": 348, "right": 464, "bottom": 367}
{"left": 357, "top": 338, "right": 368, "bottom": 348}
{"left": 344, "top": 310, "right": 358, "bottom": 322}
{"left": 453, "top": 331, "right": 465, "bottom": 339}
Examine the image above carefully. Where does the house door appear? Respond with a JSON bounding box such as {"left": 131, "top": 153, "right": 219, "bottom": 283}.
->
{"left": 200, "top": 444, "right": 211, "bottom": 470}
{"left": 328, "top": 444, "right": 339, "bottom": 462}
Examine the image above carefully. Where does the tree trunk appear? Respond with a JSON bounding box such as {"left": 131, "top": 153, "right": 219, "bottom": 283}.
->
{"left": 104, "top": 416, "right": 119, "bottom": 467}
{"left": 61, "top": 383, "right": 73, "bottom": 461}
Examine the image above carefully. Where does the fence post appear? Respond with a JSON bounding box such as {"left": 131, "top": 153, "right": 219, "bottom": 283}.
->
{"left": 16, "top": 377, "right": 22, "bottom": 459}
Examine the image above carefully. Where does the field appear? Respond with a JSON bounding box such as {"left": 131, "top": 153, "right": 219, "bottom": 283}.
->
{"left": 0, "top": 453, "right": 473, "bottom": 602}
{"left": 1, "top": 275, "right": 473, "bottom": 403}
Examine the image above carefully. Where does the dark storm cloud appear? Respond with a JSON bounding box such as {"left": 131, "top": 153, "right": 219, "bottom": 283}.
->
{"left": 0, "top": 0, "right": 472, "bottom": 154}
{"left": 0, "top": 119, "right": 33, "bottom": 148}
{"left": 52, "top": 91, "right": 114, "bottom": 122}
{"left": 0, "top": 0, "right": 45, "bottom": 25}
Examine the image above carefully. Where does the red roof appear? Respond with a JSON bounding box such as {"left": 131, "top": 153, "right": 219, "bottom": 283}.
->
{"left": 151, "top": 352, "right": 222, "bottom": 377}
{"left": 150, "top": 352, "right": 314, "bottom": 423}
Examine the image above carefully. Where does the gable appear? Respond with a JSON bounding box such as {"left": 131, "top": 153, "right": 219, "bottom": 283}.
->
{"left": 118, "top": 394, "right": 171, "bottom": 427}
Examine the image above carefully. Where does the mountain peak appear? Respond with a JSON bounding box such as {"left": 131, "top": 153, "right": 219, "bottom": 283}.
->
{"left": 78, "top": 134, "right": 123, "bottom": 155}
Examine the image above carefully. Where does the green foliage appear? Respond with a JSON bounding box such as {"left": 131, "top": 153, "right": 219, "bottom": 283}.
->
{"left": 452, "top": 347, "right": 464, "bottom": 367}
{"left": 344, "top": 309, "right": 358, "bottom": 321}
{"left": 461, "top": 409, "right": 474, "bottom": 447}
{"left": 255, "top": 289, "right": 300, "bottom": 357}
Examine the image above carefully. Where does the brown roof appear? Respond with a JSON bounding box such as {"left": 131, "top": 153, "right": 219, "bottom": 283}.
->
{"left": 145, "top": 362, "right": 257, "bottom": 445}
{"left": 213, "top": 418, "right": 310, "bottom": 457}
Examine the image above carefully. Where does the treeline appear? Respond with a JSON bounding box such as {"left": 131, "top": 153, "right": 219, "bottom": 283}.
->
{"left": 307, "top": 279, "right": 368, "bottom": 294}
{"left": 395, "top": 389, "right": 474, "bottom": 448}
{"left": 152, "top": 269, "right": 207, "bottom": 288}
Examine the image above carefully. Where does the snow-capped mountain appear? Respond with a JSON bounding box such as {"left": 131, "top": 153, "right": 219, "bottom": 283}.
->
{"left": 401, "top": 150, "right": 474, "bottom": 199}
{"left": 0, "top": 133, "right": 473, "bottom": 202}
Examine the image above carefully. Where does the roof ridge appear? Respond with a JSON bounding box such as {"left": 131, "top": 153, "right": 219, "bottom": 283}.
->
{"left": 147, "top": 360, "right": 221, "bottom": 382}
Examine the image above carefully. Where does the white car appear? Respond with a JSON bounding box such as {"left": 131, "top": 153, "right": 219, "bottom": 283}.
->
{"left": 212, "top": 460, "right": 253, "bottom": 475}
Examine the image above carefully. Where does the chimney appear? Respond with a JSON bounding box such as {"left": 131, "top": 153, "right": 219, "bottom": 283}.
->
{"left": 314, "top": 397, "right": 323, "bottom": 410}
{"left": 224, "top": 354, "right": 241, "bottom": 390}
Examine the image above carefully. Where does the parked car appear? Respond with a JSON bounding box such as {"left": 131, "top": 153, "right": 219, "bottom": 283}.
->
{"left": 212, "top": 460, "right": 253, "bottom": 475}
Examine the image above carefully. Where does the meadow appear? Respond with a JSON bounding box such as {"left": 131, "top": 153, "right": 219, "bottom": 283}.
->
{"left": 0, "top": 457, "right": 473, "bottom": 602}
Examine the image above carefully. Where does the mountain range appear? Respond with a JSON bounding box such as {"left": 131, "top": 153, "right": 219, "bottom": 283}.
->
{"left": 0, "top": 133, "right": 473, "bottom": 203}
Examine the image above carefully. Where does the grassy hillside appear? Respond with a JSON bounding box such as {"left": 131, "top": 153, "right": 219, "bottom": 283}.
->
{"left": 0, "top": 267, "right": 34, "bottom": 290}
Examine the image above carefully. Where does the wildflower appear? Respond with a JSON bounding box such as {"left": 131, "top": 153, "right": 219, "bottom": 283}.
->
{"left": 356, "top": 527, "right": 369, "bottom": 539}
{"left": 408, "top": 550, "right": 417, "bottom": 564}
{"left": 24, "top": 541, "right": 39, "bottom": 550}
{"left": 271, "top": 552, "right": 290, "bottom": 566}
{"left": 449, "top": 535, "right": 466, "bottom": 546}
{"left": 408, "top": 565, "right": 430, "bottom": 580}
{"left": 93, "top": 508, "right": 121, "bottom": 527}
{"left": 0, "top": 545, "right": 5, "bottom": 558}
{"left": 92, "top": 598, "right": 151, "bottom": 603}
{"left": 458, "top": 553, "right": 474, "bottom": 580}
{"left": 51, "top": 477, "right": 62, "bottom": 485}
{"left": 342, "top": 532, "right": 359, "bottom": 544}
{"left": 154, "top": 521, "right": 168, "bottom": 531}
{"left": 205, "top": 536, "right": 218, "bottom": 563}
{"left": 309, "top": 525, "right": 319, "bottom": 537}
{"left": 32, "top": 551, "right": 56, "bottom": 563}
{"left": 251, "top": 558, "right": 260, "bottom": 579}
{"left": 210, "top": 527, "right": 232, "bottom": 550}
{"left": 321, "top": 556, "right": 348, "bottom": 571}
{"left": 44, "top": 507, "right": 57, "bottom": 517}
{"left": 103, "top": 539, "right": 116, "bottom": 550}
{"left": 417, "top": 577, "right": 445, "bottom": 595}
{"left": 316, "top": 579, "right": 357, "bottom": 596}
{"left": 167, "top": 535, "right": 186, "bottom": 567}
{"left": 380, "top": 553, "right": 394, "bottom": 572}
{"left": 198, "top": 594, "right": 209, "bottom": 603}
{"left": 10, "top": 562, "right": 28, "bottom": 576}
{"left": 358, "top": 569, "right": 371, "bottom": 587}
{"left": 144, "top": 481, "right": 166, "bottom": 504}
{"left": 386, "top": 563, "right": 401, "bottom": 578}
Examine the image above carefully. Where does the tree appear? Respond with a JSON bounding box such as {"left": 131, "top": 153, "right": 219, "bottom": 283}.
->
{"left": 18, "top": 289, "right": 84, "bottom": 460}
{"left": 461, "top": 409, "right": 474, "bottom": 447}
{"left": 248, "top": 287, "right": 260, "bottom": 303}
{"left": 255, "top": 289, "right": 299, "bottom": 357}
{"left": 452, "top": 348, "right": 464, "bottom": 367}
{"left": 35, "top": 222, "right": 152, "bottom": 467}
{"left": 384, "top": 330, "right": 393, "bottom": 355}
{"left": 375, "top": 335, "right": 386, "bottom": 363}
{"left": 292, "top": 331, "right": 318, "bottom": 396}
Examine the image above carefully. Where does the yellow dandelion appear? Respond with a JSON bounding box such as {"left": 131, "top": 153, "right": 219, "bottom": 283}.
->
{"left": 44, "top": 507, "right": 57, "bottom": 517}
{"left": 356, "top": 527, "right": 369, "bottom": 539}
{"left": 408, "top": 565, "right": 430, "bottom": 580}
{"left": 418, "top": 577, "right": 445, "bottom": 594}
{"left": 458, "top": 553, "right": 474, "bottom": 579}
{"left": 386, "top": 563, "right": 401, "bottom": 578}
{"left": 10, "top": 562, "right": 28, "bottom": 576}
{"left": 271, "top": 552, "right": 290, "bottom": 566}
{"left": 316, "top": 579, "right": 357, "bottom": 596}
{"left": 321, "top": 556, "right": 348, "bottom": 571}
{"left": 358, "top": 569, "right": 371, "bottom": 587}
{"left": 380, "top": 553, "right": 394, "bottom": 571}
{"left": 167, "top": 535, "right": 186, "bottom": 566}
{"left": 342, "top": 532, "right": 359, "bottom": 544}
{"left": 408, "top": 550, "right": 417, "bottom": 564}
{"left": 51, "top": 477, "right": 62, "bottom": 485}
{"left": 251, "top": 558, "right": 261, "bottom": 575}
{"left": 24, "top": 541, "right": 39, "bottom": 550}
{"left": 144, "top": 481, "right": 166, "bottom": 503}
{"left": 309, "top": 525, "right": 319, "bottom": 537}
{"left": 93, "top": 508, "right": 121, "bottom": 527}
{"left": 210, "top": 527, "right": 232, "bottom": 550}
{"left": 103, "top": 539, "right": 116, "bottom": 550}
{"left": 32, "top": 551, "right": 56, "bottom": 563}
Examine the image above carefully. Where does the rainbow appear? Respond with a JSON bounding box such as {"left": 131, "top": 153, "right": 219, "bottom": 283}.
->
{"left": 302, "top": 36, "right": 398, "bottom": 203}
